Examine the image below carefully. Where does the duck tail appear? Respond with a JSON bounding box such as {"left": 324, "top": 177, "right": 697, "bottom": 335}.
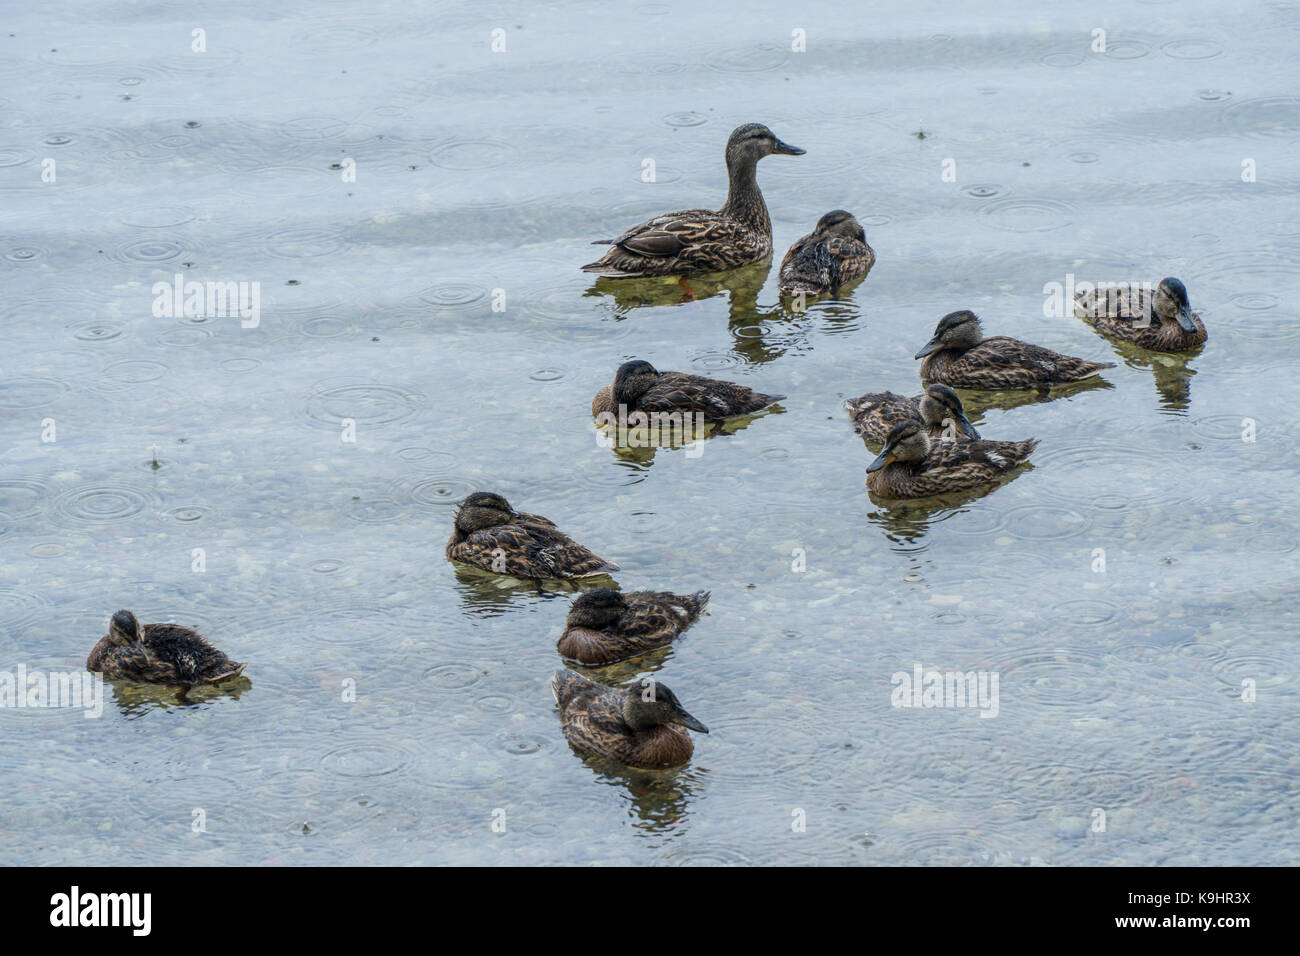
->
{"left": 692, "top": 590, "right": 712, "bottom": 612}
{"left": 1080, "top": 360, "right": 1117, "bottom": 377}
{"left": 204, "top": 662, "right": 247, "bottom": 684}
{"left": 581, "top": 262, "right": 634, "bottom": 277}
{"left": 551, "top": 668, "right": 590, "bottom": 709}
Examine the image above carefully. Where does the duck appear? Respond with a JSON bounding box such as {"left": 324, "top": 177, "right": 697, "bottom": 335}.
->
{"left": 446, "top": 491, "right": 619, "bottom": 579}
{"left": 557, "top": 588, "right": 710, "bottom": 665}
{"left": 592, "top": 359, "right": 784, "bottom": 423}
{"left": 582, "top": 123, "right": 804, "bottom": 278}
{"left": 86, "top": 610, "right": 246, "bottom": 686}
{"left": 1074, "top": 276, "right": 1207, "bottom": 353}
{"left": 915, "top": 310, "right": 1115, "bottom": 389}
{"left": 778, "top": 209, "right": 876, "bottom": 295}
{"left": 866, "top": 420, "right": 1038, "bottom": 499}
{"left": 845, "top": 383, "right": 980, "bottom": 444}
{"left": 552, "top": 669, "right": 708, "bottom": 769}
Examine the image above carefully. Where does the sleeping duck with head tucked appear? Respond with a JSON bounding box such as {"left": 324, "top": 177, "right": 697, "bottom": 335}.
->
{"left": 557, "top": 587, "right": 710, "bottom": 665}
{"left": 552, "top": 669, "right": 709, "bottom": 769}
{"left": 582, "top": 123, "right": 804, "bottom": 278}
{"left": 778, "top": 209, "right": 876, "bottom": 296}
{"left": 447, "top": 491, "right": 619, "bottom": 579}
{"left": 915, "top": 310, "right": 1115, "bottom": 389}
{"left": 1074, "top": 277, "right": 1207, "bottom": 353}
{"left": 592, "top": 359, "right": 785, "bottom": 422}
{"left": 87, "top": 610, "right": 246, "bottom": 687}
{"left": 846, "top": 383, "right": 980, "bottom": 444}
{"left": 866, "top": 420, "right": 1038, "bottom": 499}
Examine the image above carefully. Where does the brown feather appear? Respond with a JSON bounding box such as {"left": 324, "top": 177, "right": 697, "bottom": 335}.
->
{"left": 921, "top": 336, "right": 1113, "bottom": 389}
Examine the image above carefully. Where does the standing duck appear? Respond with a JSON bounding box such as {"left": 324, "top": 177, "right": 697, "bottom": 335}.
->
{"left": 87, "top": 610, "right": 246, "bottom": 686}
{"left": 1074, "top": 277, "right": 1207, "bottom": 353}
{"left": 552, "top": 669, "right": 708, "bottom": 769}
{"left": 592, "top": 359, "right": 785, "bottom": 422}
{"left": 446, "top": 492, "right": 619, "bottom": 579}
{"left": 582, "top": 123, "right": 804, "bottom": 278}
{"left": 915, "top": 310, "right": 1115, "bottom": 389}
{"left": 557, "top": 588, "right": 710, "bottom": 665}
{"left": 866, "top": 421, "right": 1038, "bottom": 499}
{"left": 778, "top": 209, "right": 876, "bottom": 295}
{"left": 846, "top": 383, "right": 980, "bottom": 444}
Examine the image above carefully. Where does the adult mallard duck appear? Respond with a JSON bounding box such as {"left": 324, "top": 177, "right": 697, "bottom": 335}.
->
{"left": 87, "top": 610, "right": 246, "bottom": 686}
{"left": 866, "top": 420, "right": 1037, "bottom": 498}
{"left": 592, "top": 359, "right": 784, "bottom": 422}
{"left": 582, "top": 123, "right": 804, "bottom": 278}
{"left": 778, "top": 209, "right": 876, "bottom": 295}
{"left": 557, "top": 588, "right": 710, "bottom": 665}
{"left": 1074, "top": 277, "right": 1207, "bottom": 353}
{"left": 551, "top": 669, "right": 708, "bottom": 769}
{"left": 845, "top": 383, "right": 980, "bottom": 444}
{"left": 447, "top": 492, "right": 619, "bottom": 579}
{"left": 915, "top": 310, "right": 1114, "bottom": 389}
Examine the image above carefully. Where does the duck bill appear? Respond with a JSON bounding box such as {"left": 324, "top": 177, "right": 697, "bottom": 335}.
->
{"left": 1175, "top": 305, "right": 1198, "bottom": 332}
{"left": 676, "top": 710, "right": 709, "bottom": 734}
{"left": 773, "top": 138, "right": 805, "bottom": 156}
{"left": 866, "top": 448, "right": 892, "bottom": 473}
{"left": 914, "top": 338, "right": 940, "bottom": 359}
{"left": 957, "top": 414, "right": 980, "bottom": 439}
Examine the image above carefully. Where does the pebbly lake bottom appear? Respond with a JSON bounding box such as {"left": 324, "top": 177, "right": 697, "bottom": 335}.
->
{"left": 2, "top": 0, "right": 1299, "bottom": 864}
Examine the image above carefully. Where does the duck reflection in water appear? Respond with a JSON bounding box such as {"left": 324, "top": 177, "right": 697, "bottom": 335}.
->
{"left": 584, "top": 259, "right": 770, "bottom": 315}
{"left": 1102, "top": 339, "right": 1199, "bottom": 411}
{"left": 451, "top": 563, "right": 615, "bottom": 615}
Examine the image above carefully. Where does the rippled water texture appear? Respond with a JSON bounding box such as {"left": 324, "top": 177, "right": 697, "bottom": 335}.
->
{"left": 2, "top": 1, "right": 1298, "bottom": 865}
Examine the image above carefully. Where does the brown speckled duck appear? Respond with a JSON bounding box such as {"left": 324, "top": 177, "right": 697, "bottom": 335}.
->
{"left": 582, "top": 123, "right": 804, "bottom": 278}
{"left": 557, "top": 588, "right": 710, "bottom": 665}
{"left": 866, "top": 420, "right": 1037, "bottom": 499}
{"left": 592, "top": 359, "right": 784, "bottom": 422}
{"left": 87, "top": 610, "right": 246, "bottom": 686}
{"left": 778, "top": 209, "right": 876, "bottom": 295}
{"left": 916, "top": 310, "right": 1115, "bottom": 389}
{"left": 1074, "top": 277, "right": 1207, "bottom": 353}
{"left": 446, "top": 492, "right": 618, "bottom": 579}
{"left": 552, "top": 669, "right": 708, "bottom": 769}
{"left": 845, "top": 383, "right": 979, "bottom": 444}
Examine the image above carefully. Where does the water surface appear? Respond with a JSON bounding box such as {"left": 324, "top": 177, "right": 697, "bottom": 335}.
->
{"left": 2, "top": 0, "right": 1298, "bottom": 865}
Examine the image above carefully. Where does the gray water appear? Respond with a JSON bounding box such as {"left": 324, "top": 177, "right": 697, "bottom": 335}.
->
{"left": 2, "top": 0, "right": 1298, "bottom": 865}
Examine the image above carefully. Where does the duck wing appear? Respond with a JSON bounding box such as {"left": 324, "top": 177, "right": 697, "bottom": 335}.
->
{"left": 955, "top": 337, "right": 1113, "bottom": 386}
{"left": 619, "top": 590, "right": 709, "bottom": 643}
{"left": 640, "top": 371, "right": 784, "bottom": 420}
{"left": 824, "top": 236, "right": 875, "bottom": 286}
{"left": 457, "top": 523, "right": 618, "bottom": 578}
{"left": 927, "top": 436, "right": 1039, "bottom": 479}
{"left": 583, "top": 211, "right": 766, "bottom": 277}
{"left": 143, "top": 623, "right": 242, "bottom": 684}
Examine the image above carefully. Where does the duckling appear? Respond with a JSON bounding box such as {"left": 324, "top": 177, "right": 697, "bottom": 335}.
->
{"left": 866, "top": 420, "right": 1037, "bottom": 499}
{"left": 86, "top": 610, "right": 246, "bottom": 686}
{"left": 1074, "top": 277, "right": 1207, "bottom": 353}
{"left": 915, "top": 310, "right": 1114, "bottom": 389}
{"left": 557, "top": 588, "right": 710, "bottom": 665}
{"left": 592, "top": 359, "right": 784, "bottom": 422}
{"left": 582, "top": 123, "right": 805, "bottom": 278}
{"left": 846, "top": 383, "right": 980, "bottom": 444}
{"left": 551, "top": 669, "right": 708, "bottom": 769}
{"left": 778, "top": 209, "right": 876, "bottom": 295}
{"left": 446, "top": 491, "right": 619, "bottom": 579}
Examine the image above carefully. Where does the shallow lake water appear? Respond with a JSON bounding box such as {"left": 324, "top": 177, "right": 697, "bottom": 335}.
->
{"left": 2, "top": 1, "right": 1298, "bottom": 865}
